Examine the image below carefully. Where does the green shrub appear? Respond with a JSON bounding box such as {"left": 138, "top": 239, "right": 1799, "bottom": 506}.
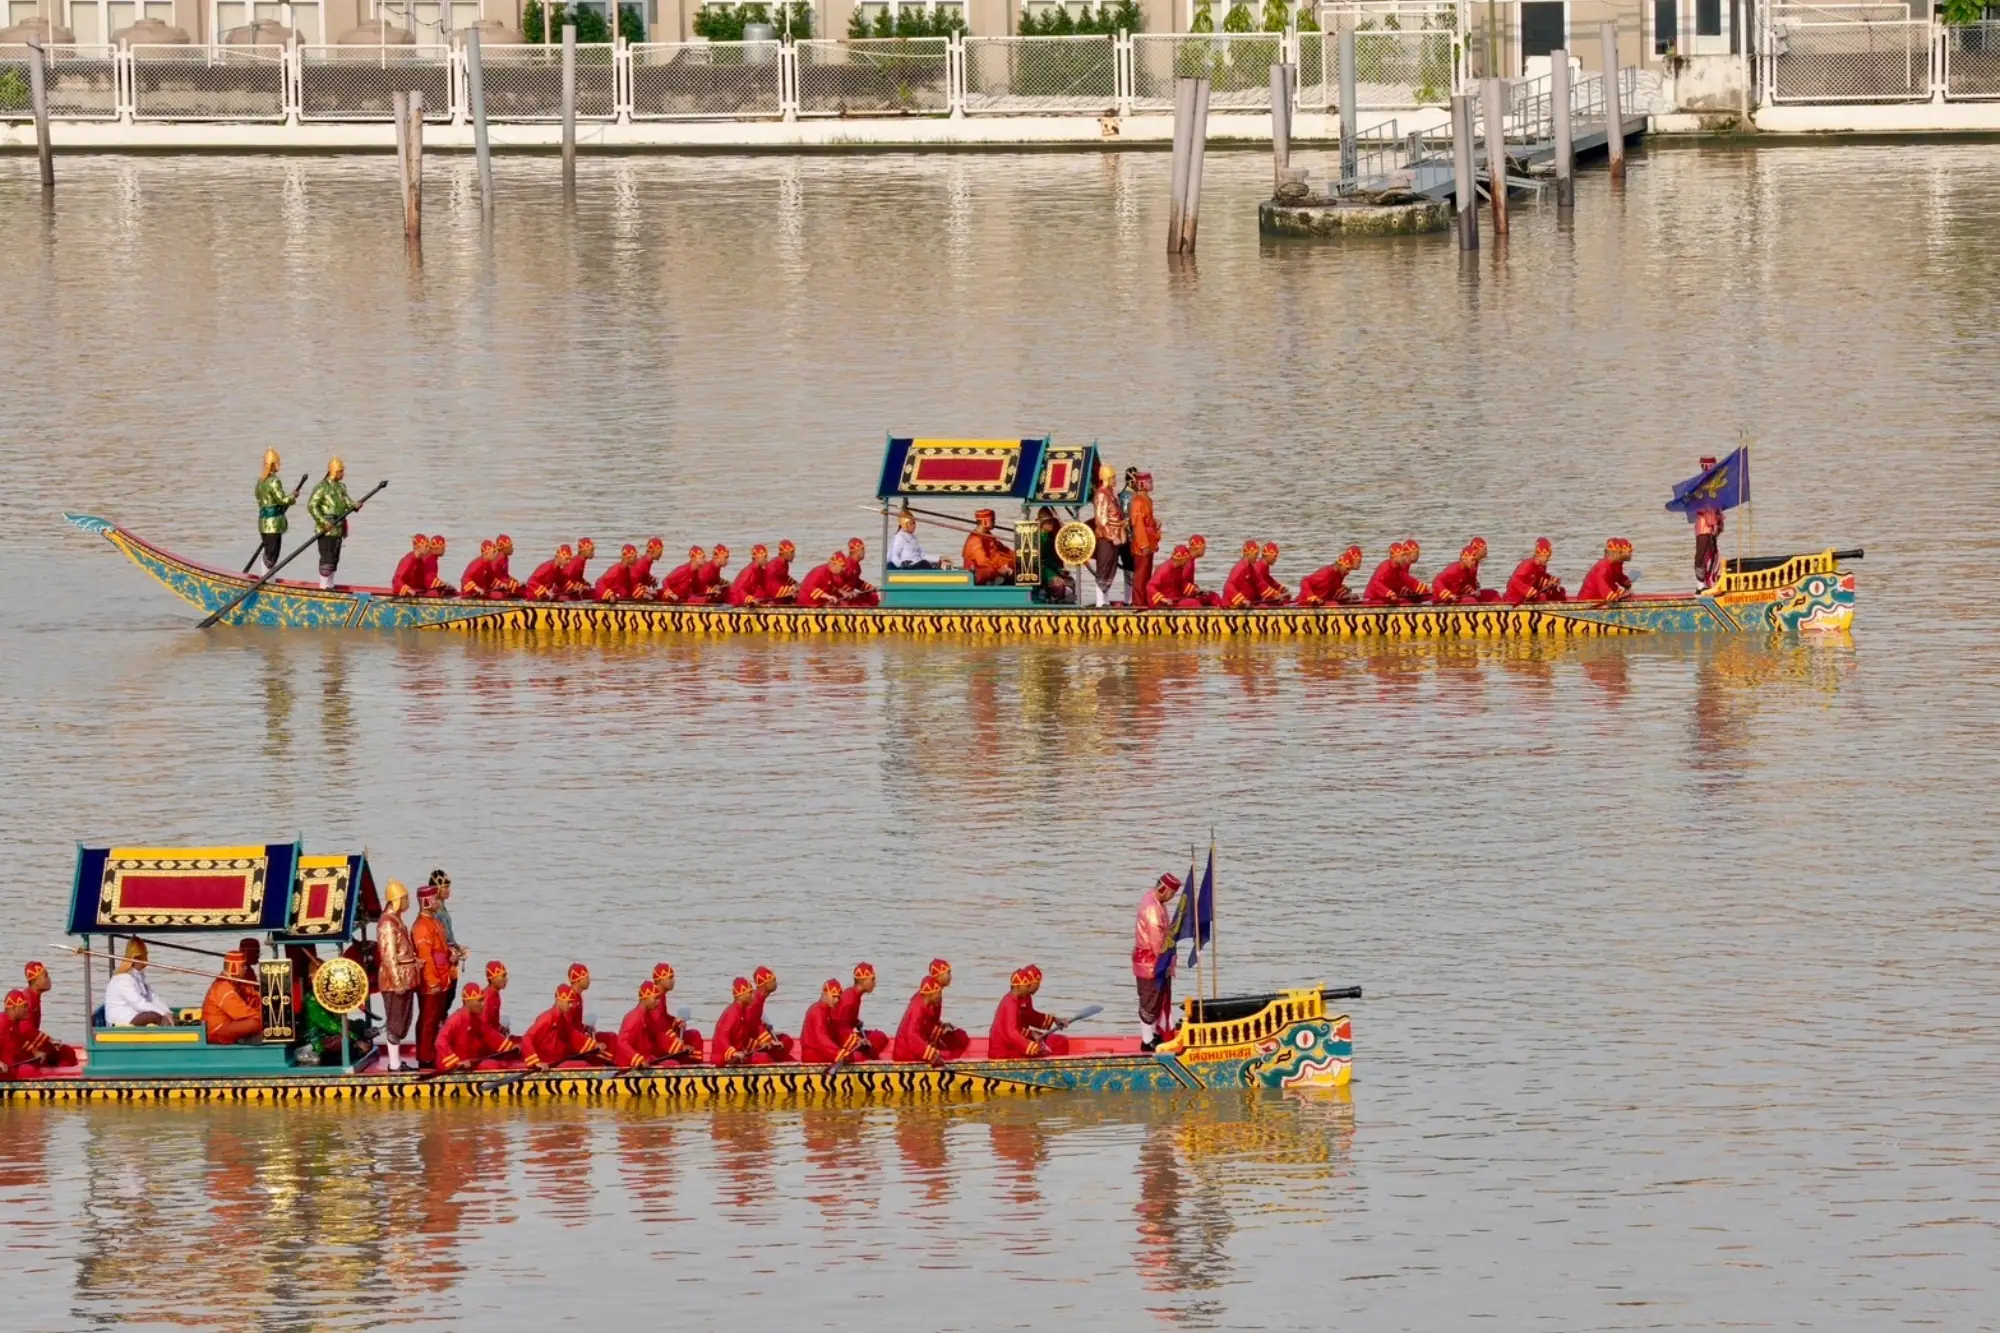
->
{"left": 0, "top": 67, "right": 28, "bottom": 113}
{"left": 694, "top": 0, "right": 812, "bottom": 38}
{"left": 847, "top": 5, "right": 966, "bottom": 37}
{"left": 1260, "top": 0, "right": 1288, "bottom": 31}
{"left": 1220, "top": 1, "right": 1254, "bottom": 31}
{"left": 1017, "top": 0, "right": 1142, "bottom": 35}
{"left": 1189, "top": 0, "right": 1214, "bottom": 31}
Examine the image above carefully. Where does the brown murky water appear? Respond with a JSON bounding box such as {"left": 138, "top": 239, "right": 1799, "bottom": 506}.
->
{"left": 1, "top": 143, "right": 1995, "bottom": 1330}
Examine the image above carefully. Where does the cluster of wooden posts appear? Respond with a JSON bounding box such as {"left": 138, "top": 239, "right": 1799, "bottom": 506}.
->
{"left": 1450, "top": 22, "right": 1628, "bottom": 251}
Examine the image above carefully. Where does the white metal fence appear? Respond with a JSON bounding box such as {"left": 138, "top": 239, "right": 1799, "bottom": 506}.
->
{"left": 297, "top": 44, "right": 453, "bottom": 120}
{"left": 1943, "top": 20, "right": 2000, "bottom": 99}
{"left": 626, "top": 40, "right": 785, "bottom": 119}
{"left": 962, "top": 33, "right": 1120, "bottom": 114}
{"left": 1129, "top": 33, "right": 1285, "bottom": 111}
{"left": 130, "top": 44, "right": 288, "bottom": 121}
{"left": 1296, "top": 26, "right": 1458, "bottom": 109}
{"left": 0, "top": 43, "right": 122, "bottom": 119}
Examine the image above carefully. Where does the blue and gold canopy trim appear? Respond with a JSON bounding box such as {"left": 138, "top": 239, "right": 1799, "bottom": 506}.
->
{"left": 877, "top": 437, "right": 1099, "bottom": 504}
{"left": 68, "top": 842, "right": 303, "bottom": 935}
{"left": 270, "top": 852, "right": 368, "bottom": 944}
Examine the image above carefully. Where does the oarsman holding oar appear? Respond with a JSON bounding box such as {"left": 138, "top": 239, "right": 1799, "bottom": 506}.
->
{"left": 252, "top": 449, "right": 303, "bottom": 576}
{"left": 307, "top": 458, "right": 359, "bottom": 590}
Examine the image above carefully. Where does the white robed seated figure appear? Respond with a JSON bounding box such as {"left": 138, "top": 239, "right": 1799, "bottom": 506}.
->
{"left": 887, "top": 511, "right": 947, "bottom": 570}
{"left": 104, "top": 939, "right": 174, "bottom": 1027}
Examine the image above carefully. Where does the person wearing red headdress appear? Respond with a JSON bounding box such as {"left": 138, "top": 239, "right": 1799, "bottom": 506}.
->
{"left": 1296, "top": 546, "right": 1364, "bottom": 606}
{"left": 525, "top": 545, "right": 571, "bottom": 602}
{"left": 1146, "top": 545, "right": 1201, "bottom": 609}
{"left": 743, "top": 966, "right": 795, "bottom": 1061}
{"left": 962, "top": 510, "right": 1016, "bottom": 586}
{"left": 487, "top": 535, "right": 523, "bottom": 599}
{"left": 1505, "top": 538, "right": 1567, "bottom": 603}
{"left": 891, "top": 963, "right": 968, "bottom": 1065}
{"left": 727, "top": 545, "right": 770, "bottom": 606}
{"left": 799, "top": 979, "right": 850, "bottom": 1063}
{"left": 16, "top": 962, "right": 76, "bottom": 1067}
{"left": 560, "top": 539, "right": 596, "bottom": 600}
{"left": 830, "top": 962, "right": 890, "bottom": 1063}
{"left": 632, "top": 538, "right": 666, "bottom": 595}
{"left": 990, "top": 968, "right": 1062, "bottom": 1060}
{"left": 201, "top": 951, "right": 263, "bottom": 1046}
{"left": 761, "top": 541, "right": 799, "bottom": 603}
{"left": 437, "top": 983, "right": 509, "bottom": 1071}
{"left": 640, "top": 962, "right": 702, "bottom": 1062}
{"left": 1254, "top": 542, "right": 1290, "bottom": 604}
{"left": 1, "top": 991, "right": 38, "bottom": 1078}
{"left": 594, "top": 544, "right": 641, "bottom": 602}
{"left": 612, "top": 981, "right": 676, "bottom": 1068}
{"left": 459, "top": 539, "right": 497, "bottom": 599}
{"left": 658, "top": 546, "right": 705, "bottom": 605}
{"left": 1175, "top": 535, "right": 1221, "bottom": 606}
{"left": 393, "top": 534, "right": 431, "bottom": 596}
{"left": 479, "top": 961, "right": 520, "bottom": 1057}
{"left": 1578, "top": 538, "right": 1634, "bottom": 601}
{"left": 420, "top": 536, "right": 451, "bottom": 594}
{"left": 693, "top": 545, "right": 732, "bottom": 604}
{"left": 838, "top": 538, "right": 880, "bottom": 607}
{"left": 1133, "top": 872, "right": 1180, "bottom": 1050}
{"left": 1431, "top": 538, "right": 1498, "bottom": 604}
{"left": 797, "top": 553, "right": 849, "bottom": 608}
{"left": 1365, "top": 540, "right": 1431, "bottom": 604}
{"left": 522, "top": 984, "right": 605, "bottom": 1068}
{"left": 1223, "top": 539, "right": 1265, "bottom": 609}
{"left": 712, "top": 977, "right": 777, "bottom": 1066}
{"left": 1127, "top": 472, "right": 1160, "bottom": 608}
{"left": 412, "top": 884, "right": 456, "bottom": 1067}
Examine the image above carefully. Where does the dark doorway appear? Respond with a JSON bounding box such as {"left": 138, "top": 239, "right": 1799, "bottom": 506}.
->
{"left": 1522, "top": 1, "right": 1566, "bottom": 60}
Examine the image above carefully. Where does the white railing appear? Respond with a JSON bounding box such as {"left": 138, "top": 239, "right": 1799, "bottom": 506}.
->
{"left": 962, "top": 34, "right": 1120, "bottom": 114}
{"left": 297, "top": 43, "right": 453, "bottom": 121}
{"left": 1762, "top": 4, "right": 1934, "bottom": 104}
{"left": 129, "top": 43, "right": 289, "bottom": 121}
{"left": 626, "top": 40, "right": 786, "bottom": 119}
{"left": 0, "top": 42, "right": 122, "bottom": 120}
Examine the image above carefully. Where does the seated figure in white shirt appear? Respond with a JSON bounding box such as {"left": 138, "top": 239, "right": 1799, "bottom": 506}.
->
{"left": 887, "top": 511, "right": 948, "bottom": 570}
{"left": 103, "top": 939, "right": 174, "bottom": 1027}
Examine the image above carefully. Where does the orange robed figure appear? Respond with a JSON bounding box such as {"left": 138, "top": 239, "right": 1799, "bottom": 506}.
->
{"left": 891, "top": 959, "right": 969, "bottom": 1064}
{"left": 1504, "top": 538, "right": 1567, "bottom": 603}
{"left": 1127, "top": 472, "right": 1161, "bottom": 610}
{"left": 1577, "top": 538, "right": 1634, "bottom": 601}
{"left": 961, "top": 509, "right": 1016, "bottom": 586}
{"left": 202, "top": 950, "right": 263, "bottom": 1046}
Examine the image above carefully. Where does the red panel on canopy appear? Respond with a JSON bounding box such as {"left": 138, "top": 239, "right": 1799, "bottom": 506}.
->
{"left": 117, "top": 874, "right": 253, "bottom": 911}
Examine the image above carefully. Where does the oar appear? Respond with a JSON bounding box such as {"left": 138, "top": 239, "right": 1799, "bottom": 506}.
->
{"left": 1029, "top": 1003, "right": 1102, "bottom": 1038}
{"left": 242, "top": 473, "right": 310, "bottom": 572}
{"left": 198, "top": 479, "right": 388, "bottom": 629}
{"left": 63, "top": 944, "right": 233, "bottom": 985}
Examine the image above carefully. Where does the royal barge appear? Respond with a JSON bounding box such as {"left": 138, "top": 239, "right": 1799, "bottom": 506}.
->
{"left": 3, "top": 842, "right": 1355, "bottom": 1106}
{"left": 67, "top": 436, "right": 1858, "bottom": 639}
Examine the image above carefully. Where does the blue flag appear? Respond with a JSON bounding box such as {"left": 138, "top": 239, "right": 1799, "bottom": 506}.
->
{"left": 1665, "top": 447, "right": 1751, "bottom": 524}
{"left": 1178, "top": 846, "right": 1214, "bottom": 966}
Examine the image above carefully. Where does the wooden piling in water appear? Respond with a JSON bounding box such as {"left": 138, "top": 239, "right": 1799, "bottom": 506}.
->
{"left": 1167, "top": 77, "right": 1193, "bottom": 252}
{"left": 466, "top": 27, "right": 495, "bottom": 221}
{"left": 1481, "top": 76, "right": 1507, "bottom": 237}
{"left": 1269, "top": 62, "right": 1291, "bottom": 189}
{"left": 1552, "top": 47, "right": 1574, "bottom": 213}
{"left": 1338, "top": 25, "right": 1357, "bottom": 186}
{"left": 27, "top": 36, "right": 52, "bottom": 191}
{"left": 393, "top": 90, "right": 423, "bottom": 247}
{"left": 1601, "top": 22, "right": 1625, "bottom": 183}
{"left": 561, "top": 23, "right": 577, "bottom": 197}
{"left": 1450, "top": 92, "right": 1477, "bottom": 252}
{"left": 1180, "top": 77, "right": 1209, "bottom": 253}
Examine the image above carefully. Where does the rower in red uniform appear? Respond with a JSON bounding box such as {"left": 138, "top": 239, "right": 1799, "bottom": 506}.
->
{"left": 797, "top": 552, "right": 849, "bottom": 608}
{"left": 560, "top": 538, "right": 596, "bottom": 600}
{"left": 393, "top": 534, "right": 431, "bottom": 596}
{"left": 694, "top": 545, "right": 732, "bottom": 604}
{"left": 832, "top": 962, "right": 891, "bottom": 1063}
{"left": 658, "top": 546, "right": 705, "bottom": 604}
{"left": 1182, "top": 535, "right": 1222, "bottom": 606}
{"left": 1577, "top": 537, "right": 1634, "bottom": 601}
{"left": 989, "top": 967, "right": 1070, "bottom": 1059}
{"left": 525, "top": 545, "right": 572, "bottom": 602}
{"left": 839, "top": 538, "right": 880, "bottom": 607}
{"left": 1, "top": 991, "right": 36, "bottom": 1079}
{"left": 1223, "top": 540, "right": 1264, "bottom": 608}
{"left": 1255, "top": 542, "right": 1290, "bottom": 604}
{"left": 1146, "top": 545, "right": 1201, "bottom": 608}
{"left": 799, "top": 979, "right": 849, "bottom": 1063}
{"left": 459, "top": 539, "right": 497, "bottom": 599}
{"left": 437, "top": 983, "right": 509, "bottom": 1071}
{"left": 478, "top": 961, "right": 520, "bottom": 1058}
{"left": 744, "top": 965, "right": 795, "bottom": 1061}
{"left": 1365, "top": 540, "right": 1431, "bottom": 604}
{"left": 522, "top": 983, "right": 605, "bottom": 1068}
{"left": 632, "top": 538, "right": 666, "bottom": 595}
{"left": 891, "top": 966, "right": 968, "bottom": 1065}
{"left": 762, "top": 540, "right": 799, "bottom": 603}
{"left": 594, "top": 544, "right": 640, "bottom": 602}
{"left": 728, "top": 545, "right": 770, "bottom": 607}
{"left": 17, "top": 962, "right": 76, "bottom": 1067}
{"left": 612, "top": 980, "right": 676, "bottom": 1068}
{"left": 487, "top": 535, "right": 524, "bottom": 599}
{"left": 1022, "top": 965, "right": 1069, "bottom": 1054}
{"left": 1296, "top": 545, "right": 1363, "bottom": 606}
{"left": 1505, "top": 538, "right": 1568, "bottom": 603}
{"left": 712, "top": 977, "right": 779, "bottom": 1066}
{"left": 422, "top": 535, "right": 452, "bottom": 594}
{"left": 643, "top": 962, "right": 702, "bottom": 1061}
{"left": 1431, "top": 538, "right": 1499, "bottom": 604}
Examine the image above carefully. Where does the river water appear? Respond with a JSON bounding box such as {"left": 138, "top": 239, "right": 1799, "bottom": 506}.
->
{"left": 1, "top": 142, "right": 1995, "bottom": 1330}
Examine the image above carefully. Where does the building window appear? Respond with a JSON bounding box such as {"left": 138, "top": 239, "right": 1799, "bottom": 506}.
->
{"left": 1652, "top": 0, "right": 1675, "bottom": 54}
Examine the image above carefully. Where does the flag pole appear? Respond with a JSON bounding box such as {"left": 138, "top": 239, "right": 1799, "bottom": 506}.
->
{"left": 1745, "top": 442, "right": 1754, "bottom": 559}
{"left": 1208, "top": 829, "right": 1217, "bottom": 1004}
